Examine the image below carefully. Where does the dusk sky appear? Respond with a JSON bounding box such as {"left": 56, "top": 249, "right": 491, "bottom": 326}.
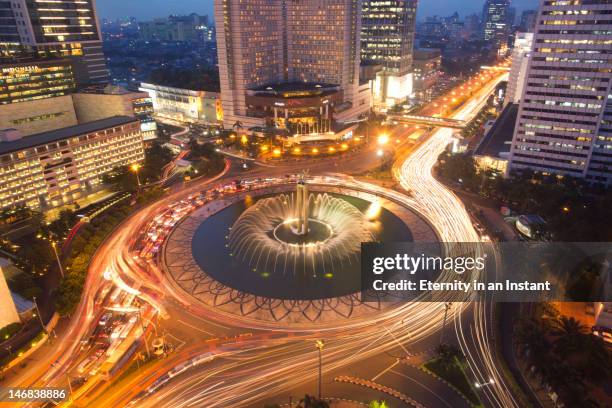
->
{"left": 98, "top": 0, "right": 540, "bottom": 21}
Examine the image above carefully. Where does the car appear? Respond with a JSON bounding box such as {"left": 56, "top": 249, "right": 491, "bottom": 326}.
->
{"left": 99, "top": 312, "right": 112, "bottom": 326}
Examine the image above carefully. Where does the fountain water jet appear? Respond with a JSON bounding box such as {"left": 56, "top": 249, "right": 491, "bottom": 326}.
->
{"left": 228, "top": 179, "right": 374, "bottom": 278}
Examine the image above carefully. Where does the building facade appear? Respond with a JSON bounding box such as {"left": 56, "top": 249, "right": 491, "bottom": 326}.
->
{"left": 0, "top": 59, "right": 76, "bottom": 104}
{"left": 505, "top": 32, "right": 533, "bottom": 105}
{"left": 139, "top": 82, "right": 222, "bottom": 124}
{"left": 482, "top": 0, "right": 510, "bottom": 56}
{"left": 214, "top": 0, "right": 369, "bottom": 131}
{"left": 361, "top": 0, "right": 417, "bottom": 110}
{"left": 0, "top": 95, "right": 78, "bottom": 136}
{"left": 72, "top": 85, "right": 157, "bottom": 140}
{"left": 0, "top": 0, "right": 108, "bottom": 86}
{"left": 412, "top": 48, "right": 442, "bottom": 100}
{"left": 508, "top": 0, "right": 612, "bottom": 186}
{"left": 0, "top": 116, "right": 143, "bottom": 210}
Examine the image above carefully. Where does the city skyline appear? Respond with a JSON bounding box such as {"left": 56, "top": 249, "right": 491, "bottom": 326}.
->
{"left": 0, "top": 0, "right": 610, "bottom": 406}
{"left": 98, "top": 0, "right": 540, "bottom": 22}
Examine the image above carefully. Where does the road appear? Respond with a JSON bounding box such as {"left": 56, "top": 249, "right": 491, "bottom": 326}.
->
{"left": 1, "top": 67, "right": 516, "bottom": 408}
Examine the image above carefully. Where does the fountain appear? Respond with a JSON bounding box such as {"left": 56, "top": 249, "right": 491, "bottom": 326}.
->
{"left": 228, "top": 177, "right": 374, "bottom": 278}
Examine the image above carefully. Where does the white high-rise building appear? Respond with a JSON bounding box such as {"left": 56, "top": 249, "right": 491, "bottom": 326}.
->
{"left": 506, "top": 32, "right": 533, "bottom": 105}
{"left": 508, "top": 0, "right": 612, "bottom": 186}
{"left": 214, "top": 0, "right": 369, "bottom": 131}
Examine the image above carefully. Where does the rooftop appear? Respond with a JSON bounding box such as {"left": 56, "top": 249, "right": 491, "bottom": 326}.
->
{"left": 473, "top": 103, "right": 518, "bottom": 158}
{"left": 0, "top": 116, "right": 138, "bottom": 156}
{"left": 250, "top": 81, "right": 339, "bottom": 93}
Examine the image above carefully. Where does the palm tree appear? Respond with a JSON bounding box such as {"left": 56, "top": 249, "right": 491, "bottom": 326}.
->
{"left": 550, "top": 316, "right": 588, "bottom": 356}
{"left": 297, "top": 394, "right": 329, "bottom": 408}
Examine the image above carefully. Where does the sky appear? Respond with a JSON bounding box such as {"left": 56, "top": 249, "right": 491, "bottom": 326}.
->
{"left": 98, "top": 0, "right": 540, "bottom": 22}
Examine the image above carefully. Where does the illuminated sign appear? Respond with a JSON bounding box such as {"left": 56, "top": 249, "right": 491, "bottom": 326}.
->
{"left": 2, "top": 65, "right": 41, "bottom": 74}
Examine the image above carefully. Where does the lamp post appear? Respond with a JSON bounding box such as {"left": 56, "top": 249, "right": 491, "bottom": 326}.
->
{"left": 36, "top": 233, "right": 64, "bottom": 278}
{"left": 315, "top": 340, "right": 324, "bottom": 400}
{"left": 439, "top": 302, "right": 452, "bottom": 345}
{"left": 130, "top": 163, "right": 142, "bottom": 190}
{"left": 50, "top": 240, "right": 64, "bottom": 278}
{"left": 32, "top": 296, "right": 46, "bottom": 333}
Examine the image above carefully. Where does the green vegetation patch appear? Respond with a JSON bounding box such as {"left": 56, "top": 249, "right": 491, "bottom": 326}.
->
{"left": 423, "top": 358, "right": 481, "bottom": 407}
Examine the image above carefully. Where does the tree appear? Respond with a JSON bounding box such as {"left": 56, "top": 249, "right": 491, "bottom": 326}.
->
{"left": 368, "top": 401, "right": 389, "bottom": 408}
{"left": 435, "top": 343, "right": 463, "bottom": 369}
{"left": 297, "top": 395, "right": 329, "bottom": 408}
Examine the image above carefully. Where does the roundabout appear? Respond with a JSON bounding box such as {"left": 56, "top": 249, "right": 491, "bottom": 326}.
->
{"left": 161, "top": 176, "right": 439, "bottom": 324}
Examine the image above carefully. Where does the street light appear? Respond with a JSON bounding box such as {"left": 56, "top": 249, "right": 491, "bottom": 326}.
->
{"left": 377, "top": 134, "right": 389, "bottom": 145}
{"left": 315, "top": 339, "right": 324, "bottom": 399}
{"left": 439, "top": 302, "right": 452, "bottom": 345}
{"left": 37, "top": 233, "right": 64, "bottom": 278}
{"left": 32, "top": 296, "right": 46, "bottom": 333}
{"left": 50, "top": 241, "right": 65, "bottom": 278}
{"left": 130, "top": 163, "right": 142, "bottom": 188}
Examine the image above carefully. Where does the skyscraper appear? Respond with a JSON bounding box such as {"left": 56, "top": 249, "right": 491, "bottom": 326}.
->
{"left": 508, "top": 0, "right": 612, "bottom": 186}
{"left": 0, "top": 0, "right": 108, "bottom": 86}
{"left": 482, "top": 0, "right": 510, "bottom": 56}
{"left": 361, "top": 0, "right": 417, "bottom": 110}
{"left": 519, "top": 9, "right": 537, "bottom": 32}
{"left": 215, "top": 0, "right": 369, "bottom": 131}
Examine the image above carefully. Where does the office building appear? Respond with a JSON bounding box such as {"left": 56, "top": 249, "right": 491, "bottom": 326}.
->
{"left": 0, "top": 59, "right": 76, "bottom": 105}
{"left": 482, "top": 0, "right": 510, "bottom": 56}
{"left": 519, "top": 9, "right": 537, "bottom": 32}
{"left": 0, "top": 0, "right": 108, "bottom": 86}
{"left": 0, "top": 116, "right": 143, "bottom": 211}
{"left": 72, "top": 85, "right": 157, "bottom": 140}
{"left": 361, "top": 0, "right": 418, "bottom": 110}
{"left": 505, "top": 32, "right": 533, "bottom": 105}
{"left": 214, "top": 0, "right": 370, "bottom": 134}
{"left": 464, "top": 14, "right": 481, "bottom": 39}
{"left": 508, "top": 0, "right": 612, "bottom": 186}
{"left": 412, "top": 48, "right": 442, "bottom": 100}
{"left": 139, "top": 83, "right": 222, "bottom": 125}
{"left": 139, "top": 14, "right": 212, "bottom": 43}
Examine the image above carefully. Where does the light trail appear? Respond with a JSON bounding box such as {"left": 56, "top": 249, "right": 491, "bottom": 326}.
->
{"left": 5, "top": 69, "right": 518, "bottom": 408}
{"left": 396, "top": 71, "right": 519, "bottom": 408}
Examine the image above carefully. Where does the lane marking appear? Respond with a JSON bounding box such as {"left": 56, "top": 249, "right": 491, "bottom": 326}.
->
{"left": 372, "top": 359, "right": 399, "bottom": 382}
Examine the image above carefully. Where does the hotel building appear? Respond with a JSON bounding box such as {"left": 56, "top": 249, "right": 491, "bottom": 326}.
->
{"left": 0, "top": 0, "right": 108, "bottom": 86}
{"left": 0, "top": 116, "right": 143, "bottom": 210}
{"left": 214, "top": 0, "right": 370, "bottom": 134}
{"left": 508, "top": 0, "right": 612, "bottom": 186}
{"left": 361, "top": 0, "right": 418, "bottom": 110}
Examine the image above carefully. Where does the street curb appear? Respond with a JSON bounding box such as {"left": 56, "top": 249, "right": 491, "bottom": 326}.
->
{"left": 334, "top": 375, "right": 425, "bottom": 408}
{"left": 409, "top": 360, "right": 477, "bottom": 407}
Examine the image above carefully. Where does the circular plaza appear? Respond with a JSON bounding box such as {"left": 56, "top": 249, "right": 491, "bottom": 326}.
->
{"left": 161, "top": 177, "right": 439, "bottom": 325}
